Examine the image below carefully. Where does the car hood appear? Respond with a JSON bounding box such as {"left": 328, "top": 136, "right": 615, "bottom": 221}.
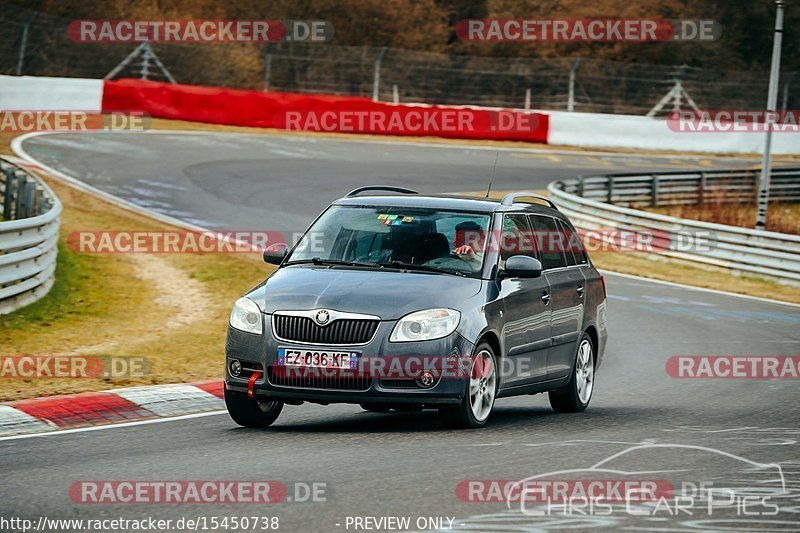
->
{"left": 248, "top": 265, "right": 484, "bottom": 320}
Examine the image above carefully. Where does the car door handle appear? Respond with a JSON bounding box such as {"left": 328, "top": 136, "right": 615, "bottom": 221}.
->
{"left": 577, "top": 285, "right": 585, "bottom": 296}
{"left": 541, "top": 292, "right": 551, "bottom": 304}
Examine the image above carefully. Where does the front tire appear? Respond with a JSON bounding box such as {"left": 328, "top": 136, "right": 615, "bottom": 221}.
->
{"left": 440, "top": 342, "right": 498, "bottom": 429}
{"left": 549, "top": 333, "right": 595, "bottom": 413}
{"left": 225, "top": 387, "right": 284, "bottom": 428}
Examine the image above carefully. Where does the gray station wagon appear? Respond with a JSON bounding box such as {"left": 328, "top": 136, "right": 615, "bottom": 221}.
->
{"left": 225, "top": 187, "right": 608, "bottom": 429}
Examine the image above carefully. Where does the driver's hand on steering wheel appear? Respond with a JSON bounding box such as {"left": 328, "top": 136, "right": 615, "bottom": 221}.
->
{"left": 453, "top": 245, "right": 476, "bottom": 260}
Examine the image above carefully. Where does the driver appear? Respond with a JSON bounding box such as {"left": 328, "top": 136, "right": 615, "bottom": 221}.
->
{"left": 452, "top": 221, "right": 486, "bottom": 266}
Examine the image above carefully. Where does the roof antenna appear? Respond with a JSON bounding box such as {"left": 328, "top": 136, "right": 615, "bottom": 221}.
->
{"left": 485, "top": 152, "right": 499, "bottom": 198}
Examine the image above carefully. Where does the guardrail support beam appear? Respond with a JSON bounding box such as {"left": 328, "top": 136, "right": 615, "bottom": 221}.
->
{"left": 651, "top": 174, "right": 660, "bottom": 206}
{"left": 3, "top": 170, "right": 15, "bottom": 220}
{"left": 698, "top": 172, "right": 706, "bottom": 205}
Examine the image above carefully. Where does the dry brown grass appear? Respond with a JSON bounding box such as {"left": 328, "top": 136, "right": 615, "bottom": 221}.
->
{"left": 0, "top": 164, "right": 269, "bottom": 401}
{"left": 648, "top": 201, "right": 800, "bottom": 235}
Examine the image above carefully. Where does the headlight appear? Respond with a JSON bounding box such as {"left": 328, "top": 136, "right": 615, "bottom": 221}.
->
{"left": 390, "top": 308, "right": 460, "bottom": 342}
{"left": 229, "top": 297, "right": 263, "bottom": 334}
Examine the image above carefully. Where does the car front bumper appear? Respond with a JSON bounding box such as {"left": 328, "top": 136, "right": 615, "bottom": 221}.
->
{"left": 224, "top": 315, "right": 475, "bottom": 405}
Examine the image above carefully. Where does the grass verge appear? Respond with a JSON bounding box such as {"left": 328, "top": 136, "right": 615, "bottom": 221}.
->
{"left": 0, "top": 158, "right": 269, "bottom": 401}
{"left": 646, "top": 202, "right": 800, "bottom": 235}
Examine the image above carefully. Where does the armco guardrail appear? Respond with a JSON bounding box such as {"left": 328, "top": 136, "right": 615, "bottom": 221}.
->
{"left": 548, "top": 168, "right": 800, "bottom": 286}
{"left": 0, "top": 158, "right": 61, "bottom": 314}
{"left": 570, "top": 167, "right": 800, "bottom": 207}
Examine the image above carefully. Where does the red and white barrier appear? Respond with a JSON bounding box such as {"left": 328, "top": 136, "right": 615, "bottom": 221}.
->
{"left": 100, "top": 78, "right": 550, "bottom": 143}
{"left": 547, "top": 110, "right": 799, "bottom": 155}
{"left": 0, "top": 75, "right": 103, "bottom": 111}
{"left": 1, "top": 75, "right": 798, "bottom": 155}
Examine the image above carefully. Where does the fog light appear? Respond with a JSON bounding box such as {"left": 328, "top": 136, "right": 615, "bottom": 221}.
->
{"left": 229, "top": 359, "right": 242, "bottom": 377}
{"left": 416, "top": 370, "right": 437, "bottom": 388}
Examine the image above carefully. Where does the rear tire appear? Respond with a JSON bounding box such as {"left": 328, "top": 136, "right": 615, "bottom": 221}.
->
{"left": 225, "top": 387, "right": 284, "bottom": 428}
{"left": 440, "top": 342, "right": 498, "bottom": 429}
{"left": 549, "top": 333, "right": 595, "bottom": 413}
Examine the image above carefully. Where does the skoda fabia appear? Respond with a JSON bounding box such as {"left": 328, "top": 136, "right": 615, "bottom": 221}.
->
{"left": 225, "top": 187, "right": 607, "bottom": 429}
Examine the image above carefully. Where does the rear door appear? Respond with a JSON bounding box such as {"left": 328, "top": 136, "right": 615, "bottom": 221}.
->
{"left": 530, "top": 215, "right": 586, "bottom": 380}
{"left": 498, "top": 213, "right": 551, "bottom": 387}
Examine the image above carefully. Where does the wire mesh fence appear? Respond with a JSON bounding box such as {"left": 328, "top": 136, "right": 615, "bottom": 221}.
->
{"left": 1, "top": 4, "right": 797, "bottom": 115}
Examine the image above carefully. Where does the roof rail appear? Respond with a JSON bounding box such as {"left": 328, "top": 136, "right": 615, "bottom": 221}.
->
{"left": 345, "top": 186, "right": 419, "bottom": 197}
{"left": 500, "top": 192, "right": 558, "bottom": 210}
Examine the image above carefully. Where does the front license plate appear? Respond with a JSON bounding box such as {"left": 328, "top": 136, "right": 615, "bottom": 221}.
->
{"left": 277, "top": 348, "right": 359, "bottom": 370}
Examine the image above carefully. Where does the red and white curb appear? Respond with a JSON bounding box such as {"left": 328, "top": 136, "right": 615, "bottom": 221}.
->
{"left": 0, "top": 380, "right": 224, "bottom": 437}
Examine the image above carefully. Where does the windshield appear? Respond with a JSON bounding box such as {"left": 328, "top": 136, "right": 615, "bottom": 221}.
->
{"left": 286, "top": 205, "right": 491, "bottom": 277}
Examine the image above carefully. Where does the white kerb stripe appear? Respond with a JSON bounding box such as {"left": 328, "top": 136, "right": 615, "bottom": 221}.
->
{"left": 111, "top": 384, "right": 224, "bottom": 417}
{"left": 0, "top": 405, "right": 54, "bottom": 437}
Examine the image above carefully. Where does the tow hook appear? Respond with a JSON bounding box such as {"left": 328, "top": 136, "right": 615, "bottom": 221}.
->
{"left": 247, "top": 371, "right": 262, "bottom": 399}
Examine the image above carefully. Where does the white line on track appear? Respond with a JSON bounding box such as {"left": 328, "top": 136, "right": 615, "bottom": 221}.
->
{"left": 601, "top": 270, "right": 800, "bottom": 308}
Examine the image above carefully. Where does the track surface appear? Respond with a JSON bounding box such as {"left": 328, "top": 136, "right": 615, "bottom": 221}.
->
{"left": 3, "top": 132, "right": 799, "bottom": 532}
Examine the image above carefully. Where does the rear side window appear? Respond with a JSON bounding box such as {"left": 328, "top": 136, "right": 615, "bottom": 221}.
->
{"left": 530, "top": 215, "right": 567, "bottom": 270}
{"left": 557, "top": 219, "right": 588, "bottom": 266}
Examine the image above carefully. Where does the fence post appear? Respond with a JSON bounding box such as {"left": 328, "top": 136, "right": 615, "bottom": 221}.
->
{"left": 577, "top": 176, "right": 585, "bottom": 197}
{"left": 263, "top": 43, "right": 274, "bottom": 91}
{"left": 22, "top": 180, "right": 35, "bottom": 219}
{"left": 753, "top": 170, "right": 761, "bottom": 202}
{"left": 392, "top": 84, "right": 399, "bottom": 104}
{"left": 16, "top": 14, "right": 36, "bottom": 76}
{"left": 372, "top": 47, "right": 388, "bottom": 102}
{"left": 567, "top": 58, "right": 581, "bottom": 112}
{"left": 782, "top": 72, "right": 794, "bottom": 113}
{"left": 607, "top": 176, "right": 615, "bottom": 203}
{"left": 524, "top": 88, "right": 531, "bottom": 110}
{"left": 31, "top": 188, "right": 42, "bottom": 216}
{"left": 15, "top": 176, "right": 28, "bottom": 219}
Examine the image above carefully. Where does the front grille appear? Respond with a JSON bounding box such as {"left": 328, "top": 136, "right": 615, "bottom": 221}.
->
{"left": 267, "top": 367, "right": 372, "bottom": 391}
{"left": 273, "top": 315, "right": 379, "bottom": 345}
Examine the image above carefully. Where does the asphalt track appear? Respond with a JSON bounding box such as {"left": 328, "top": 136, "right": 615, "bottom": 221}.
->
{"left": 2, "top": 132, "right": 800, "bottom": 532}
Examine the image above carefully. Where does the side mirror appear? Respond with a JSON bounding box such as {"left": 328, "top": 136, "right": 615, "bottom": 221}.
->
{"left": 263, "top": 243, "right": 288, "bottom": 265}
{"left": 502, "top": 255, "right": 543, "bottom": 279}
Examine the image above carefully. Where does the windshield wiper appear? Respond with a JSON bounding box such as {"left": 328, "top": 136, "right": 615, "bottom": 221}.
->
{"left": 384, "top": 261, "right": 465, "bottom": 277}
{"left": 285, "top": 257, "right": 385, "bottom": 269}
